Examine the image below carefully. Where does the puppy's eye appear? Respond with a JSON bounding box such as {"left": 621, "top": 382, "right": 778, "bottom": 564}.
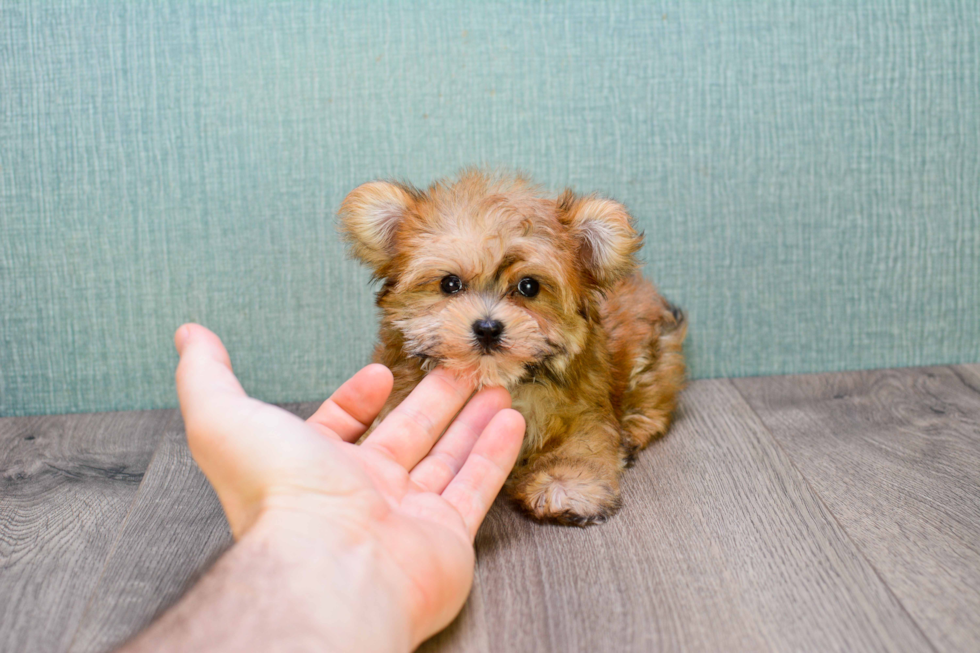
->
{"left": 440, "top": 275, "right": 463, "bottom": 295}
{"left": 517, "top": 277, "right": 539, "bottom": 298}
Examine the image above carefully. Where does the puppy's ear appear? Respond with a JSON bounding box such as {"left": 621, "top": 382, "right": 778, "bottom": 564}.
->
{"left": 338, "top": 181, "right": 415, "bottom": 274}
{"left": 558, "top": 191, "right": 642, "bottom": 287}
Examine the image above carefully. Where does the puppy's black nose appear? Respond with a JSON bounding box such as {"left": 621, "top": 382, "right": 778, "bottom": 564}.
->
{"left": 472, "top": 319, "right": 504, "bottom": 351}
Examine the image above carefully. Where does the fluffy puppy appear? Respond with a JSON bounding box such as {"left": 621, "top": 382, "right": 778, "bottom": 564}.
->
{"left": 339, "top": 170, "right": 686, "bottom": 526}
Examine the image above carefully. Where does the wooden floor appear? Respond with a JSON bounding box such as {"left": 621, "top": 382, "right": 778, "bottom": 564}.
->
{"left": 2, "top": 364, "right": 979, "bottom": 653}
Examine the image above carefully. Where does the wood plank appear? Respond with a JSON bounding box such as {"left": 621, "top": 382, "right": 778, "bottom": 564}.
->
{"left": 65, "top": 402, "right": 321, "bottom": 653}
{"left": 0, "top": 409, "right": 173, "bottom": 653}
{"left": 65, "top": 420, "right": 231, "bottom": 653}
{"left": 953, "top": 362, "right": 980, "bottom": 393}
{"left": 427, "top": 379, "right": 933, "bottom": 652}
{"left": 735, "top": 365, "right": 980, "bottom": 653}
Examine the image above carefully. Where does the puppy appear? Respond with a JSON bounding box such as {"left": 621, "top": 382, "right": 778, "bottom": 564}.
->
{"left": 339, "top": 170, "right": 686, "bottom": 525}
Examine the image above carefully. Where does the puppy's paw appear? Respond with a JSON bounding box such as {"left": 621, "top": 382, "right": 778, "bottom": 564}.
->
{"left": 512, "top": 462, "right": 621, "bottom": 527}
{"left": 619, "top": 411, "right": 671, "bottom": 466}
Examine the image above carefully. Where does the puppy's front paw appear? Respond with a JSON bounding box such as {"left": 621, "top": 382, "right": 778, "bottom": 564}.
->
{"left": 512, "top": 461, "right": 621, "bottom": 527}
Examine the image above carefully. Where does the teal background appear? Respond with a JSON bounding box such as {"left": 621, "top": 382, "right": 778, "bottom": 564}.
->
{"left": 2, "top": 1, "right": 978, "bottom": 417}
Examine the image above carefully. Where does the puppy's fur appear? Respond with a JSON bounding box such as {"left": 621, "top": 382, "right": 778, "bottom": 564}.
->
{"left": 340, "top": 170, "right": 686, "bottom": 526}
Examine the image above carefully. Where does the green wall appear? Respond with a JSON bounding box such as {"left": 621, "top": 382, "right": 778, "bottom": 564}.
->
{"left": 2, "top": 1, "right": 978, "bottom": 417}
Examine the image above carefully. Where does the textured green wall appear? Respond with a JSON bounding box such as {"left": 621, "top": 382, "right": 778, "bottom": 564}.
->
{"left": 2, "top": 1, "right": 978, "bottom": 417}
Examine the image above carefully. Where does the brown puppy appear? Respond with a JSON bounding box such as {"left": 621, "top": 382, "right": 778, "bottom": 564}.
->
{"left": 339, "top": 170, "right": 686, "bottom": 525}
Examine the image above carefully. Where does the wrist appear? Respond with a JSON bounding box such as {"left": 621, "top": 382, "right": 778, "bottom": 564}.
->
{"left": 244, "top": 512, "right": 414, "bottom": 653}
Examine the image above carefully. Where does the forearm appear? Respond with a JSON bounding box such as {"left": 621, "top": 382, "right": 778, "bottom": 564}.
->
{"left": 118, "top": 516, "right": 412, "bottom": 653}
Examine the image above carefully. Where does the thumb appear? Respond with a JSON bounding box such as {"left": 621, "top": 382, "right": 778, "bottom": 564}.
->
{"left": 174, "top": 324, "right": 248, "bottom": 426}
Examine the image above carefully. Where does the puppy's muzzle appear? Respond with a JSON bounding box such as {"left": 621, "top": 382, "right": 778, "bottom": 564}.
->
{"left": 472, "top": 318, "right": 504, "bottom": 353}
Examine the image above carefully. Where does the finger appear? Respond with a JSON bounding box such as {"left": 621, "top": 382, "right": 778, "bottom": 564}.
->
{"left": 173, "top": 323, "right": 271, "bottom": 530}
{"left": 409, "top": 386, "right": 511, "bottom": 493}
{"left": 441, "top": 409, "right": 525, "bottom": 540}
{"left": 307, "top": 364, "right": 394, "bottom": 442}
{"left": 361, "top": 367, "right": 474, "bottom": 470}
{"left": 174, "top": 324, "right": 250, "bottom": 420}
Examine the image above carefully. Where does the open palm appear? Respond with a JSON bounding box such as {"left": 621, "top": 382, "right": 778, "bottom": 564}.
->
{"left": 174, "top": 324, "right": 525, "bottom": 646}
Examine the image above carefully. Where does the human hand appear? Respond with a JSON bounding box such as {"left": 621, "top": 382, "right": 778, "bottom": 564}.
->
{"left": 173, "top": 324, "right": 525, "bottom": 650}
